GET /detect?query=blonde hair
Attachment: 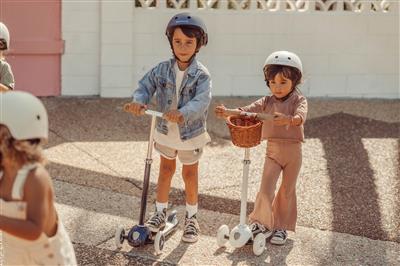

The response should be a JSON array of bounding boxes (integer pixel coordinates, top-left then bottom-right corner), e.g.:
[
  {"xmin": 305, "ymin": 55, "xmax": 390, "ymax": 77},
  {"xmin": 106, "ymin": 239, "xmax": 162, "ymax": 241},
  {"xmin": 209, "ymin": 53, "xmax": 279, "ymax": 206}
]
[{"xmin": 0, "ymin": 125, "xmax": 47, "ymax": 167}]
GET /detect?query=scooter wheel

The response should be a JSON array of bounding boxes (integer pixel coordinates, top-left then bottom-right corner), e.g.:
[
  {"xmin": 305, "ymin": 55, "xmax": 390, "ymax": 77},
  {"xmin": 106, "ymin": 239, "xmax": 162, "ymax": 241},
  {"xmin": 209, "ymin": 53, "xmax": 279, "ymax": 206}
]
[
  {"xmin": 216, "ymin": 224, "xmax": 229, "ymax": 247},
  {"xmin": 115, "ymin": 226, "xmax": 125, "ymax": 248},
  {"xmin": 154, "ymin": 231, "xmax": 165, "ymax": 255},
  {"xmin": 252, "ymin": 233, "xmax": 266, "ymax": 256}
]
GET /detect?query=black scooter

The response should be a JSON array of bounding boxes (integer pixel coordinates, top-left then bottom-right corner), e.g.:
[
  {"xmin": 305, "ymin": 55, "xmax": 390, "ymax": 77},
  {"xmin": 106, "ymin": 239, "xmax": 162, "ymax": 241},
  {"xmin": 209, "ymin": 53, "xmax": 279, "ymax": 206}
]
[{"xmin": 115, "ymin": 105, "xmax": 179, "ymax": 254}]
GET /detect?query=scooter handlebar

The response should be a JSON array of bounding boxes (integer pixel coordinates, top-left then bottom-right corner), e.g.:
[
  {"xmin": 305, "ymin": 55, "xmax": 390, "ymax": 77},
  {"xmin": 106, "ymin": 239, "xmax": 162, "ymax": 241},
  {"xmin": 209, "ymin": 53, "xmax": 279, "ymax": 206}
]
[
  {"xmin": 144, "ymin": 109, "xmax": 163, "ymax": 118},
  {"xmin": 239, "ymin": 111, "xmax": 275, "ymax": 121},
  {"xmin": 123, "ymin": 103, "xmax": 163, "ymax": 118}
]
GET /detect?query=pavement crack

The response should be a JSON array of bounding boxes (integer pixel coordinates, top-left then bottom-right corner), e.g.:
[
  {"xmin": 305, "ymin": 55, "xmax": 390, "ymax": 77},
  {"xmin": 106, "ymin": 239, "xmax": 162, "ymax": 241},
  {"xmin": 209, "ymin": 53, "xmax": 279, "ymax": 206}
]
[
  {"xmin": 206, "ymin": 180, "xmax": 259, "ymax": 192},
  {"xmin": 49, "ymin": 129, "xmax": 137, "ymax": 188},
  {"xmin": 95, "ymin": 235, "xmax": 114, "ymax": 247},
  {"xmin": 124, "ymin": 178, "xmax": 143, "ymax": 190}
]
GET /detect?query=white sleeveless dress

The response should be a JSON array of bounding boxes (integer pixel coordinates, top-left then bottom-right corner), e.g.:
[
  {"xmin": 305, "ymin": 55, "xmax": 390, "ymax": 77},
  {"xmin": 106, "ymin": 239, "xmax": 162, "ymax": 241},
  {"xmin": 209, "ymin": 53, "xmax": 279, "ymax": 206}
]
[{"xmin": 0, "ymin": 164, "xmax": 77, "ymax": 265}]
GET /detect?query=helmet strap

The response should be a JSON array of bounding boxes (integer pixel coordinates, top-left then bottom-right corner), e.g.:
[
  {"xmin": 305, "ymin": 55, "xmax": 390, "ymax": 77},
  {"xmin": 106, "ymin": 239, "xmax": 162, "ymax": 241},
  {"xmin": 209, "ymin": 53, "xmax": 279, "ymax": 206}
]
[
  {"xmin": 276, "ymin": 87, "xmax": 296, "ymax": 102},
  {"xmin": 170, "ymin": 45, "xmax": 197, "ymax": 65},
  {"xmin": 176, "ymin": 53, "xmax": 197, "ymax": 64}
]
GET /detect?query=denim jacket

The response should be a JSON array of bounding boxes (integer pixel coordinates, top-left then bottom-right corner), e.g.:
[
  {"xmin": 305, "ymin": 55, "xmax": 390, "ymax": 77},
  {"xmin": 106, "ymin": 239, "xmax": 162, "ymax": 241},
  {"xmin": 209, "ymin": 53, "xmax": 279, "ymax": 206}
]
[{"xmin": 132, "ymin": 58, "xmax": 212, "ymax": 141}]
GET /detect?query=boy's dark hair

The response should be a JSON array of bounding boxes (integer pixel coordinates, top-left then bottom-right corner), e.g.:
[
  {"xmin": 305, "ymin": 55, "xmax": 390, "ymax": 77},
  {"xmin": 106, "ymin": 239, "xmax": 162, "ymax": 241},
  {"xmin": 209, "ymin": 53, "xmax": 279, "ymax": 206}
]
[
  {"xmin": 264, "ymin": 65, "xmax": 302, "ymax": 90},
  {"xmin": 167, "ymin": 25, "xmax": 203, "ymax": 51}
]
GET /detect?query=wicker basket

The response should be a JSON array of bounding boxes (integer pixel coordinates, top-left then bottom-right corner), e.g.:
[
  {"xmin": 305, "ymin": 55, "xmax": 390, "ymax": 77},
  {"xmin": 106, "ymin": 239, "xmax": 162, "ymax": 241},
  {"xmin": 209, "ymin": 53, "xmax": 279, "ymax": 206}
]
[{"xmin": 226, "ymin": 115, "xmax": 262, "ymax": 148}]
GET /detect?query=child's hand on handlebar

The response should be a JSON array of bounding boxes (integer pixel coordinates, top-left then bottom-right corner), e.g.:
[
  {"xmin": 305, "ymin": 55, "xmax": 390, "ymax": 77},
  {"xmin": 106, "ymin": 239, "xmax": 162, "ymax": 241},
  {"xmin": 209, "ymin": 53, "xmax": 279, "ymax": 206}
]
[
  {"xmin": 124, "ymin": 102, "xmax": 147, "ymax": 116},
  {"xmin": 214, "ymin": 104, "xmax": 228, "ymax": 119},
  {"xmin": 164, "ymin": 110, "xmax": 184, "ymax": 124},
  {"xmin": 273, "ymin": 112, "xmax": 291, "ymax": 126}
]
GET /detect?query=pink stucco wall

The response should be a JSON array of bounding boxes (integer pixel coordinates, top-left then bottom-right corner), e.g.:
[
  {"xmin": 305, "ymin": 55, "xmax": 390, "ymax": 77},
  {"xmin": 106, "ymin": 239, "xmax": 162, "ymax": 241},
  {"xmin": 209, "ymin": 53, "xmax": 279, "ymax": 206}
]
[{"xmin": 0, "ymin": 0, "xmax": 63, "ymax": 96}]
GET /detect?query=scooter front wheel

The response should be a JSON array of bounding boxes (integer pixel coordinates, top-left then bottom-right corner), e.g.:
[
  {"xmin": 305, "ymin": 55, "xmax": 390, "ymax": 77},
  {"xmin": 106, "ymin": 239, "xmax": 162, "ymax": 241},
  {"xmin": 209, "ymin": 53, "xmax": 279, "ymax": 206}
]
[
  {"xmin": 252, "ymin": 233, "xmax": 266, "ymax": 256},
  {"xmin": 115, "ymin": 226, "xmax": 125, "ymax": 248},
  {"xmin": 217, "ymin": 224, "xmax": 230, "ymax": 247},
  {"xmin": 154, "ymin": 231, "xmax": 165, "ymax": 255}
]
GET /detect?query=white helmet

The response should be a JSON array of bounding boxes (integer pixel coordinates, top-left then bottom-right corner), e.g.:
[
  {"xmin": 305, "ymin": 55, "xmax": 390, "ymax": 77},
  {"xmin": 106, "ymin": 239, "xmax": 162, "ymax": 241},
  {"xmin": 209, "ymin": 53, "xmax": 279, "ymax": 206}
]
[
  {"xmin": 0, "ymin": 22, "xmax": 10, "ymax": 50},
  {"xmin": 263, "ymin": 51, "xmax": 302, "ymax": 74},
  {"xmin": 0, "ymin": 91, "xmax": 48, "ymax": 140}
]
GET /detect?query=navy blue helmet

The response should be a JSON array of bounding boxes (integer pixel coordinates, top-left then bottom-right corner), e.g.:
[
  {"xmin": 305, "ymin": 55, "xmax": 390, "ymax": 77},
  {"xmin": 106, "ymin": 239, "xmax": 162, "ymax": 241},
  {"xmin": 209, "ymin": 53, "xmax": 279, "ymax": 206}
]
[{"xmin": 165, "ymin": 13, "xmax": 208, "ymax": 47}]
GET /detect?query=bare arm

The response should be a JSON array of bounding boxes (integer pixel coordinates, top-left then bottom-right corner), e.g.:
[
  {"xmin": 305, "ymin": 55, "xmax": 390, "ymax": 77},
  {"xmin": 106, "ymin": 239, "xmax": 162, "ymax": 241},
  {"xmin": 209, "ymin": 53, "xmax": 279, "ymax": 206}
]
[
  {"xmin": 214, "ymin": 104, "xmax": 241, "ymax": 119},
  {"xmin": 0, "ymin": 170, "xmax": 51, "ymax": 240},
  {"xmin": 0, "ymin": 83, "xmax": 10, "ymax": 92},
  {"xmin": 0, "ymin": 215, "xmax": 43, "ymax": 240}
]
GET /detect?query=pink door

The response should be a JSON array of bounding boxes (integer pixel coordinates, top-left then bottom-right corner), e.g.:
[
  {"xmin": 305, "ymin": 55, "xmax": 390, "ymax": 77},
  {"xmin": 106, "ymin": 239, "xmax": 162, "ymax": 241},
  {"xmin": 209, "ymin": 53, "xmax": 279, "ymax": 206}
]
[{"xmin": 0, "ymin": 0, "xmax": 63, "ymax": 96}]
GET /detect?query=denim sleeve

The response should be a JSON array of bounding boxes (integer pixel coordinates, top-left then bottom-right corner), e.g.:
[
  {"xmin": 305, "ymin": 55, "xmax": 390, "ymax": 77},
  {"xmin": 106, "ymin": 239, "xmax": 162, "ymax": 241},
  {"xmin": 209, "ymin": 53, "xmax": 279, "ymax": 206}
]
[
  {"xmin": 132, "ymin": 67, "xmax": 157, "ymax": 105},
  {"xmin": 179, "ymin": 73, "xmax": 212, "ymax": 122}
]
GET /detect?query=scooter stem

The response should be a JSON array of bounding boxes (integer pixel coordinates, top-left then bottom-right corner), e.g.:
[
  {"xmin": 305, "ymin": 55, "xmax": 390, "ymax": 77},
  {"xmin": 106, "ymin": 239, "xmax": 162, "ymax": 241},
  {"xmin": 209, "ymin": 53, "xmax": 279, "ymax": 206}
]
[
  {"xmin": 138, "ymin": 111, "xmax": 162, "ymax": 225},
  {"xmin": 240, "ymin": 148, "xmax": 251, "ymax": 225}
]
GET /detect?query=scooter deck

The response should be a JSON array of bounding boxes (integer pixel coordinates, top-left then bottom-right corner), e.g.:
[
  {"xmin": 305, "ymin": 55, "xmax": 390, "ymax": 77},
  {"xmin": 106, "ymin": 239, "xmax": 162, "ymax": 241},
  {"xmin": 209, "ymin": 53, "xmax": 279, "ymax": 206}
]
[
  {"xmin": 148, "ymin": 212, "xmax": 179, "ymax": 242},
  {"xmin": 158, "ymin": 219, "xmax": 179, "ymax": 237}
]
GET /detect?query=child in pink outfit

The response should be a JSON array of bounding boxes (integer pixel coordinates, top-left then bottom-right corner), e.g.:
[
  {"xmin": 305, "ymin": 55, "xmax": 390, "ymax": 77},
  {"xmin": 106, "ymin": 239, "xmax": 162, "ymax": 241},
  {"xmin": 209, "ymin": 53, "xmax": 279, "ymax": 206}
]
[{"xmin": 215, "ymin": 51, "xmax": 307, "ymax": 245}]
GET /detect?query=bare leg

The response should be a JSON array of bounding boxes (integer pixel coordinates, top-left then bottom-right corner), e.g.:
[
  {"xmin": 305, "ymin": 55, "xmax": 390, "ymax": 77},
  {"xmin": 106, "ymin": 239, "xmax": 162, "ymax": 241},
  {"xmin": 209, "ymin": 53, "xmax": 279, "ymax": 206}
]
[
  {"xmin": 182, "ymin": 162, "xmax": 199, "ymax": 205},
  {"xmin": 156, "ymin": 156, "xmax": 176, "ymax": 203}
]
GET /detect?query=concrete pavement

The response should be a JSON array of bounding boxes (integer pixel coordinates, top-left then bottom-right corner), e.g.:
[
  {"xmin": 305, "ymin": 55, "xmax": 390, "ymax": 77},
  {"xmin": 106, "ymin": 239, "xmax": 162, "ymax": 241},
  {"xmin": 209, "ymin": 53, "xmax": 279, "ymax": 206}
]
[{"xmin": 1, "ymin": 97, "xmax": 399, "ymax": 265}]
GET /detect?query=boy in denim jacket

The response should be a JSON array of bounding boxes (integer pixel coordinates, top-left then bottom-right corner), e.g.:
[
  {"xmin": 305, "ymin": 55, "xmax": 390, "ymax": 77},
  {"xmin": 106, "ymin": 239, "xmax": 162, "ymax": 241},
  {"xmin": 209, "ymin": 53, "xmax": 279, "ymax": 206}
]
[{"xmin": 128, "ymin": 13, "xmax": 211, "ymax": 243}]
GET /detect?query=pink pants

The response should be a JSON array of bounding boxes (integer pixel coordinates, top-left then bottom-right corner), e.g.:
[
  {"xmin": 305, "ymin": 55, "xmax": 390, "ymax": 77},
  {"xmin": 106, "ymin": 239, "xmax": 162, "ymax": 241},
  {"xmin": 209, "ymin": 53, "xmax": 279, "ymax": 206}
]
[{"xmin": 249, "ymin": 141, "xmax": 302, "ymax": 232}]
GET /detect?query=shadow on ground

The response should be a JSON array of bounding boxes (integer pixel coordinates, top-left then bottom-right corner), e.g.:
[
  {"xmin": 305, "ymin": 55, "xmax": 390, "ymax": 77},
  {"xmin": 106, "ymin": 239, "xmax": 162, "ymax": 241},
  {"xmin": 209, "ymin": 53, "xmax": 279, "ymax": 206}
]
[{"xmin": 44, "ymin": 98, "xmax": 399, "ymax": 243}]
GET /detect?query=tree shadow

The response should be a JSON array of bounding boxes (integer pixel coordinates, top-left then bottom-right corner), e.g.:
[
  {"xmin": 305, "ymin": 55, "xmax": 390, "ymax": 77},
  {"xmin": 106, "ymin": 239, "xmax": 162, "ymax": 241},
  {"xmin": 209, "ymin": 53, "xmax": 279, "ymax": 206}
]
[
  {"xmin": 266, "ymin": 240, "xmax": 294, "ymax": 265},
  {"xmin": 43, "ymin": 97, "xmax": 399, "ymax": 265},
  {"xmin": 305, "ymin": 112, "xmax": 399, "ymax": 241},
  {"xmin": 213, "ymin": 240, "xmax": 294, "ymax": 266},
  {"xmin": 160, "ymin": 242, "xmax": 190, "ymax": 265},
  {"xmin": 49, "ymin": 161, "xmax": 251, "ymax": 235},
  {"xmin": 305, "ymin": 112, "xmax": 399, "ymax": 265},
  {"xmin": 45, "ymin": 97, "xmax": 399, "ymax": 241},
  {"xmin": 73, "ymin": 242, "xmax": 174, "ymax": 265}
]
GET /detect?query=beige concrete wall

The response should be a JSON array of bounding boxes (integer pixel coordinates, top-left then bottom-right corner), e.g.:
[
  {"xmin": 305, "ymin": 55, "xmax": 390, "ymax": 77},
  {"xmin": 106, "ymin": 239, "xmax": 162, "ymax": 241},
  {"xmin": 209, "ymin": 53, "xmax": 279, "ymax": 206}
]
[{"xmin": 62, "ymin": 0, "xmax": 399, "ymax": 98}]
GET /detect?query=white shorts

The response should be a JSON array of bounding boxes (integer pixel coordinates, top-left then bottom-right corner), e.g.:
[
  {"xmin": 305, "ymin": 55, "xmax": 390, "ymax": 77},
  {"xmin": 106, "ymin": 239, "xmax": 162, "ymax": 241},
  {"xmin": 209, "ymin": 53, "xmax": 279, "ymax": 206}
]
[{"xmin": 154, "ymin": 142, "xmax": 203, "ymax": 165}]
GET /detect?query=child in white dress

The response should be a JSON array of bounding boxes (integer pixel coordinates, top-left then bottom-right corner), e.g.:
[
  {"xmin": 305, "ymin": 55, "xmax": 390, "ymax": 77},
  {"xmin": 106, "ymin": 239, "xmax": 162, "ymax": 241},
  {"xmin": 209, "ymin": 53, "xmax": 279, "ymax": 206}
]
[{"xmin": 0, "ymin": 91, "xmax": 76, "ymax": 265}]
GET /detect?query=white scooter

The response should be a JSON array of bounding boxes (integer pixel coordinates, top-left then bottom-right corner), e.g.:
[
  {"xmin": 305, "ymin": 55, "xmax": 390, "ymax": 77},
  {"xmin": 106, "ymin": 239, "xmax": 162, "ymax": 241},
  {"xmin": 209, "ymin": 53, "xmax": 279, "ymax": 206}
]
[{"xmin": 216, "ymin": 112, "xmax": 273, "ymax": 256}]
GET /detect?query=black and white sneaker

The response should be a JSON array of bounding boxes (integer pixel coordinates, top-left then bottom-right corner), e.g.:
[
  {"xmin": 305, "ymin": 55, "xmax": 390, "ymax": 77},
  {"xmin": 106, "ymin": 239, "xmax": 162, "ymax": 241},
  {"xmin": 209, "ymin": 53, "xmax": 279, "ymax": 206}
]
[
  {"xmin": 181, "ymin": 212, "xmax": 200, "ymax": 243},
  {"xmin": 270, "ymin": 229, "xmax": 288, "ymax": 245},
  {"xmin": 145, "ymin": 208, "xmax": 166, "ymax": 233},
  {"xmin": 250, "ymin": 221, "xmax": 273, "ymax": 239}
]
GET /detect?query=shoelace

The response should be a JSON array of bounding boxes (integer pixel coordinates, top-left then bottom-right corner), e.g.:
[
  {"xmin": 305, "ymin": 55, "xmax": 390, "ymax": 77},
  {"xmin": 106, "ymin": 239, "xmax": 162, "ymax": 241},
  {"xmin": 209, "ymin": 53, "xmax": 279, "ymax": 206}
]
[
  {"xmin": 250, "ymin": 222, "xmax": 266, "ymax": 233},
  {"xmin": 148, "ymin": 212, "xmax": 165, "ymax": 226},
  {"xmin": 184, "ymin": 217, "xmax": 198, "ymax": 235},
  {"xmin": 274, "ymin": 229, "xmax": 287, "ymax": 239}
]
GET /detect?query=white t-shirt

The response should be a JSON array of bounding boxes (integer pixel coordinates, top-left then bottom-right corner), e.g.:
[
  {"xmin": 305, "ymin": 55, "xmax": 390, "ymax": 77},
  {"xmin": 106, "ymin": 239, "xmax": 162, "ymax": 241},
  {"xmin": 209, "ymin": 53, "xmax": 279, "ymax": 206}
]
[{"xmin": 154, "ymin": 63, "xmax": 210, "ymax": 150}]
